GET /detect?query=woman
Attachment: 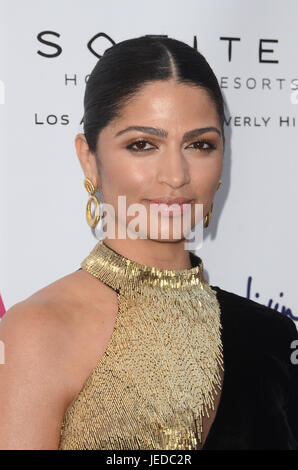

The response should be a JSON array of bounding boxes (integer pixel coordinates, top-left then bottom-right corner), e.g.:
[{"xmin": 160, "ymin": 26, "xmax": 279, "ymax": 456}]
[{"xmin": 0, "ymin": 35, "xmax": 297, "ymax": 450}]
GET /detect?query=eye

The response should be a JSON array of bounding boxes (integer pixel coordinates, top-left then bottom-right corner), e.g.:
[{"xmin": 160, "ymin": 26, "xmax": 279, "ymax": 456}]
[
  {"xmin": 188, "ymin": 140, "xmax": 216, "ymax": 152},
  {"xmin": 126, "ymin": 139, "xmax": 156, "ymax": 152},
  {"xmin": 126, "ymin": 138, "xmax": 217, "ymax": 153}
]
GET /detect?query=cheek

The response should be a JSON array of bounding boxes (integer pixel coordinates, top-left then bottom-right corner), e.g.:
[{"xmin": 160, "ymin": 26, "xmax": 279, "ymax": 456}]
[
  {"xmin": 191, "ymin": 158, "xmax": 222, "ymax": 196},
  {"xmin": 101, "ymin": 155, "xmax": 152, "ymax": 197}
]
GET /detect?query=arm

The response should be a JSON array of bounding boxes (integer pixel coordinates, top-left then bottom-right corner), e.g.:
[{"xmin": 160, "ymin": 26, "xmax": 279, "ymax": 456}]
[{"xmin": 0, "ymin": 301, "xmax": 71, "ymax": 449}]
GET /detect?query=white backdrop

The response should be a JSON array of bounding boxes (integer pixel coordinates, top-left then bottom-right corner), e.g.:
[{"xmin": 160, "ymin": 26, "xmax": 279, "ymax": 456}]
[{"xmin": 0, "ymin": 0, "xmax": 297, "ymax": 327}]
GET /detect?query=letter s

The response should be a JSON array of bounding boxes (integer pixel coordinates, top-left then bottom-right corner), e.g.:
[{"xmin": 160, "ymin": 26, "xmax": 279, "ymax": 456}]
[{"xmin": 37, "ymin": 31, "xmax": 62, "ymax": 58}]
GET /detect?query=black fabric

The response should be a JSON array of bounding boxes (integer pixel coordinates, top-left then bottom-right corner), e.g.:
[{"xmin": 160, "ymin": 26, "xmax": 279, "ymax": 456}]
[
  {"xmin": 202, "ymin": 285, "xmax": 298, "ymax": 450},
  {"xmin": 190, "ymin": 250, "xmax": 298, "ymax": 449}
]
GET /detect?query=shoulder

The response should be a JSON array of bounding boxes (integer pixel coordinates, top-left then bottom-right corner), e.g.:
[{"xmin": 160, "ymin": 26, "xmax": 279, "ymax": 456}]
[
  {"xmin": 1, "ymin": 268, "xmax": 118, "ymax": 394},
  {"xmin": 1, "ymin": 297, "xmax": 67, "ymax": 347},
  {"xmin": 210, "ymin": 284, "xmax": 298, "ymax": 358},
  {"xmin": 0, "ymin": 272, "xmax": 82, "ymax": 361},
  {"xmin": 210, "ymin": 284, "xmax": 296, "ymax": 329},
  {"xmin": 0, "ymin": 271, "xmax": 104, "ymax": 391},
  {"xmin": 1, "ymin": 267, "xmax": 113, "ymax": 360},
  {"xmin": 0, "ymin": 297, "xmax": 76, "ymax": 395}
]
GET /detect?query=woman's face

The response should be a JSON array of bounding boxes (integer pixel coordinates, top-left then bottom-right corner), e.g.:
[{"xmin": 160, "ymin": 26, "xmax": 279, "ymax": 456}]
[{"xmin": 81, "ymin": 79, "xmax": 223, "ymax": 241}]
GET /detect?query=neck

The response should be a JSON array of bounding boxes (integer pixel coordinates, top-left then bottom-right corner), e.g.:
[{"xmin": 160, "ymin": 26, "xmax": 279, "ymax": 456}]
[{"xmin": 101, "ymin": 237, "xmax": 193, "ymax": 271}]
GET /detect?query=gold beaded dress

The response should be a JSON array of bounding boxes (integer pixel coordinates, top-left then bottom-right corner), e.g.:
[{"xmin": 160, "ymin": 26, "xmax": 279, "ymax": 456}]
[{"xmin": 58, "ymin": 240, "xmax": 224, "ymax": 450}]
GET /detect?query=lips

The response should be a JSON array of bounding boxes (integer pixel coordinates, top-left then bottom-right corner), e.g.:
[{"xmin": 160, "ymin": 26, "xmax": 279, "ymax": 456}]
[
  {"xmin": 145, "ymin": 198, "xmax": 193, "ymax": 217},
  {"xmin": 146, "ymin": 198, "xmax": 193, "ymax": 205}
]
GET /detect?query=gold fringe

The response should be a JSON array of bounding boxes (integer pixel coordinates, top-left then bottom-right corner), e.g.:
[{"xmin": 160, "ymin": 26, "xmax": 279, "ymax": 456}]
[{"xmin": 59, "ymin": 240, "xmax": 224, "ymax": 450}]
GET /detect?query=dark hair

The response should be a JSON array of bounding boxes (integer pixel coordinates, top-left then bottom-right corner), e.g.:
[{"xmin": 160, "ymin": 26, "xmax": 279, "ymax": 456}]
[{"xmin": 83, "ymin": 35, "xmax": 226, "ymax": 154}]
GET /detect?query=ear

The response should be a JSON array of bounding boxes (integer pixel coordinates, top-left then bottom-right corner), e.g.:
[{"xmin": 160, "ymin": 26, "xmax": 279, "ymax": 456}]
[{"xmin": 75, "ymin": 133, "xmax": 100, "ymax": 189}]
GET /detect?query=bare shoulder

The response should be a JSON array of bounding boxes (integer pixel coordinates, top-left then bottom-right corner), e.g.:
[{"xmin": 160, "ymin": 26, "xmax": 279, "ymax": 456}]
[
  {"xmin": 24, "ymin": 267, "xmax": 115, "ymax": 309},
  {"xmin": 0, "ymin": 269, "xmax": 118, "ymax": 449},
  {"xmin": 13, "ymin": 267, "xmax": 119, "ymax": 378}
]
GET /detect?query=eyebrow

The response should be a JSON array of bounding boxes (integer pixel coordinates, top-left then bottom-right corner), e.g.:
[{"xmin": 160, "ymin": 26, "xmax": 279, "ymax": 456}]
[{"xmin": 114, "ymin": 126, "xmax": 222, "ymax": 140}]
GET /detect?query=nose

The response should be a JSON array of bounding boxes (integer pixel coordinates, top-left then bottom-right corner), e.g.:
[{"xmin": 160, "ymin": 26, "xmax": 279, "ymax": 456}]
[{"xmin": 157, "ymin": 147, "xmax": 190, "ymax": 188}]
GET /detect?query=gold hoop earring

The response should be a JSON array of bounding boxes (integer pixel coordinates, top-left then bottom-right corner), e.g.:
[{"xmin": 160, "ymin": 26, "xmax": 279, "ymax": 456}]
[
  {"xmin": 203, "ymin": 180, "xmax": 222, "ymax": 228},
  {"xmin": 84, "ymin": 177, "xmax": 101, "ymax": 228},
  {"xmin": 204, "ymin": 202, "xmax": 213, "ymax": 228}
]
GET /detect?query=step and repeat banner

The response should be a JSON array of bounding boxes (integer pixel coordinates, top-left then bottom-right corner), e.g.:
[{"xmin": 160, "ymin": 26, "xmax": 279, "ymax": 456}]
[{"xmin": 0, "ymin": 0, "xmax": 297, "ymax": 326}]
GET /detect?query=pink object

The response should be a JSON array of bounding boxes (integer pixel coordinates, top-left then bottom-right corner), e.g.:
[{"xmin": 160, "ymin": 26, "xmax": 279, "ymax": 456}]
[{"xmin": 0, "ymin": 293, "xmax": 6, "ymax": 318}]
